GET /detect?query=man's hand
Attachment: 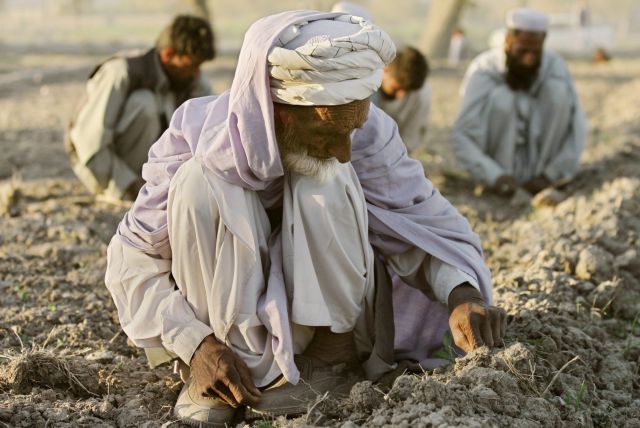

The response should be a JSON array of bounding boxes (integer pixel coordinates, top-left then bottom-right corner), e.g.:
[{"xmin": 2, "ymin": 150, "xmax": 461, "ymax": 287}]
[
  {"xmin": 190, "ymin": 335, "xmax": 261, "ymax": 407},
  {"xmin": 447, "ymin": 283, "xmax": 507, "ymax": 353},
  {"xmin": 523, "ymin": 175, "xmax": 551, "ymax": 195},
  {"xmin": 491, "ymin": 175, "xmax": 519, "ymax": 197}
]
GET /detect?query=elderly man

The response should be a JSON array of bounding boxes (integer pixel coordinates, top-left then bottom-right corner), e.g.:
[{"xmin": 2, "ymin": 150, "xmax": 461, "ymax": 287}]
[
  {"xmin": 105, "ymin": 10, "xmax": 506, "ymax": 426},
  {"xmin": 66, "ymin": 15, "xmax": 215, "ymax": 201},
  {"xmin": 452, "ymin": 8, "xmax": 587, "ymax": 197}
]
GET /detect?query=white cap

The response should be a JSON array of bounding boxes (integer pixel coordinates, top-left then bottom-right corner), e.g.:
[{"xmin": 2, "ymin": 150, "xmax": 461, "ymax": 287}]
[
  {"xmin": 330, "ymin": 2, "xmax": 374, "ymax": 23},
  {"xmin": 506, "ymin": 8, "xmax": 549, "ymax": 33}
]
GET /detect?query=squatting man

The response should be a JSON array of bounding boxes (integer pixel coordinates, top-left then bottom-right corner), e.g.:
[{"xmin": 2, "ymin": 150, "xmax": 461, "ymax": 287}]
[
  {"xmin": 453, "ymin": 8, "xmax": 587, "ymax": 197},
  {"xmin": 66, "ymin": 15, "xmax": 215, "ymax": 201},
  {"xmin": 105, "ymin": 10, "xmax": 507, "ymax": 426}
]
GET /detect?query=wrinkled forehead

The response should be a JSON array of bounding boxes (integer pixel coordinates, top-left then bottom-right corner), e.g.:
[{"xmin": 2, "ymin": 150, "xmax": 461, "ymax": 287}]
[{"xmin": 288, "ymin": 98, "xmax": 370, "ymax": 129}]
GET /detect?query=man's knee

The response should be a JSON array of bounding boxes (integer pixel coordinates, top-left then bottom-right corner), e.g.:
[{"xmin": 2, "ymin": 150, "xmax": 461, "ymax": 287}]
[{"xmin": 169, "ymin": 160, "xmax": 219, "ymax": 225}]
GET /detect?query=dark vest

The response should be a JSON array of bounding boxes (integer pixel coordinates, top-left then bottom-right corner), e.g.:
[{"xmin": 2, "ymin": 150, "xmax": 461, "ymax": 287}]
[
  {"xmin": 88, "ymin": 48, "xmax": 193, "ymax": 108},
  {"xmin": 66, "ymin": 49, "xmax": 192, "ymax": 154}
]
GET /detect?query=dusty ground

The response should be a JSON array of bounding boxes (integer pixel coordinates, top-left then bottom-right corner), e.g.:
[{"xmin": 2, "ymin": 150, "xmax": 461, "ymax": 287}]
[{"xmin": 0, "ymin": 52, "xmax": 639, "ymax": 427}]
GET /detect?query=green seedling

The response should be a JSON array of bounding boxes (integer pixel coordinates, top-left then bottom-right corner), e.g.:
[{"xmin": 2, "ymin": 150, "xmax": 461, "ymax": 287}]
[
  {"xmin": 432, "ymin": 331, "xmax": 456, "ymax": 363},
  {"xmin": 564, "ymin": 380, "xmax": 586, "ymax": 411},
  {"xmin": 524, "ymin": 337, "xmax": 544, "ymax": 347},
  {"xmin": 14, "ymin": 286, "xmax": 29, "ymax": 302},
  {"xmin": 576, "ymin": 298, "xmax": 582, "ymax": 319},
  {"xmin": 254, "ymin": 419, "xmax": 277, "ymax": 428}
]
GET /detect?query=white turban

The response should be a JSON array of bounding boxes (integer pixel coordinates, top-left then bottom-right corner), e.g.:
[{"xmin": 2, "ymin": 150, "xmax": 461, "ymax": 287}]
[
  {"xmin": 506, "ymin": 8, "xmax": 549, "ymax": 33},
  {"xmin": 267, "ymin": 14, "xmax": 396, "ymax": 106}
]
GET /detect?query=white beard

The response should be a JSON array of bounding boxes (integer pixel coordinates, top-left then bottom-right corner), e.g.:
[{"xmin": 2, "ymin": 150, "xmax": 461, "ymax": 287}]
[{"xmin": 282, "ymin": 151, "xmax": 339, "ymax": 183}]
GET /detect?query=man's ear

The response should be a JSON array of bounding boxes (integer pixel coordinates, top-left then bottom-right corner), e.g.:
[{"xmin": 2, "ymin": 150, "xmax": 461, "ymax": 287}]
[
  {"xmin": 503, "ymin": 35, "xmax": 512, "ymax": 52},
  {"xmin": 159, "ymin": 47, "xmax": 175, "ymax": 64}
]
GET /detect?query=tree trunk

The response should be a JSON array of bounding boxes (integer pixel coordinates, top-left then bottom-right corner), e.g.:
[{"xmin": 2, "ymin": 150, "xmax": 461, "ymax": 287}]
[{"xmin": 420, "ymin": 0, "xmax": 467, "ymax": 59}]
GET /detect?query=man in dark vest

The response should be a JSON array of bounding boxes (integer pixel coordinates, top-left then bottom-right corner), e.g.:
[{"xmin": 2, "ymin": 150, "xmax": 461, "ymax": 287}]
[{"xmin": 67, "ymin": 15, "xmax": 215, "ymax": 201}]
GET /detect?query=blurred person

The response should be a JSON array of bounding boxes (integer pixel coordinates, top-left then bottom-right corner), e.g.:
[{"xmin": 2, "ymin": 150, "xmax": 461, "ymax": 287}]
[
  {"xmin": 577, "ymin": 0, "xmax": 591, "ymax": 27},
  {"xmin": 592, "ymin": 47, "xmax": 611, "ymax": 64},
  {"xmin": 104, "ymin": 10, "xmax": 506, "ymax": 426},
  {"xmin": 375, "ymin": 46, "xmax": 431, "ymax": 153},
  {"xmin": 448, "ymin": 27, "xmax": 467, "ymax": 66},
  {"xmin": 452, "ymin": 8, "xmax": 587, "ymax": 197},
  {"xmin": 65, "ymin": 15, "xmax": 215, "ymax": 201}
]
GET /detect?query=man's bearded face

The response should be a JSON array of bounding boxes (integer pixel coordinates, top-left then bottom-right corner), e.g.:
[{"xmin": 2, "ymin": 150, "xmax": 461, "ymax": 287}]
[
  {"xmin": 380, "ymin": 71, "xmax": 407, "ymax": 100},
  {"xmin": 504, "ymin": 31, "xmax": 545, "ymax": 90},
  {"xmin": 161, "ymin": 52, "xmax": 204, "ymax": 92},
  {"xmin": 274, "ymin": 99, "xmax": 370, "ymax": 182}
]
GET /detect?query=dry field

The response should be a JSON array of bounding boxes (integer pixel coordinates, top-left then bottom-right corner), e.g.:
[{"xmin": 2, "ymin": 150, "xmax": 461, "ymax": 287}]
[{"xmin": 0, "ymin": 51, "xmax": 639, "ymax": 427}]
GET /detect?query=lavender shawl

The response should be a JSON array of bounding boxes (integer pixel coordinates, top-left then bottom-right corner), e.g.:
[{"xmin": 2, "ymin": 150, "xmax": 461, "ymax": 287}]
[{"xmin": 117, "ymin": 10, "xmax": 491, "ymax": 373}]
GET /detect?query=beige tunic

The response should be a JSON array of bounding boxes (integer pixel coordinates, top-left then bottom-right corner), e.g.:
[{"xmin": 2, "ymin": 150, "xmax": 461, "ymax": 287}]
[
  {"xmin": 68, "ymin": 52, "xmax": 211, "ymax": 199},
  {"xmin": 105, "ymin": 158, "xmax": 478, "ymax": 386},
  {"xmin": 452, "ymin": 48, "xmax": 587, "ymax": 186}
]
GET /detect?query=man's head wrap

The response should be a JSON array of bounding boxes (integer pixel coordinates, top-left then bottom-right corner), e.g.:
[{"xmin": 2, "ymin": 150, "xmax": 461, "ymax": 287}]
[
  {"xmin": 267, "ymin": 14, "xmax": 395, "ymax": 106},
  {"xmin": 506, "ymin": 8, "xmax": 549, "ymax": 33}
]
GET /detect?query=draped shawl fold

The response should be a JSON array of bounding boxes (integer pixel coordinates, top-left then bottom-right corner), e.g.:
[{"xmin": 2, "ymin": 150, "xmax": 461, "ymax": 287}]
[{"xmin": 116, "ymin": 10, "xmax": 492, "ymax": 381}]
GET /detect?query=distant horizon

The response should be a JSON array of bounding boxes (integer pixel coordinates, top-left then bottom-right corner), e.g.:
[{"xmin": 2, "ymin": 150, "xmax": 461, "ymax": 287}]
[{"xmin": 1, "ymin": 0, "xmax": 639, "ymax": 54}]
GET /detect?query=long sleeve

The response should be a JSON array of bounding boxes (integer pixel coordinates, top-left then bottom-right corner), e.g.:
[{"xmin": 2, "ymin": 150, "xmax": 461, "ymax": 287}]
[
  {"xmin": 451, "ymin": 72, "xmax": 506, "ymax": 186},
  {"xmin": 386, "ymin": 246, "xmax": 480, "ymax": 306},
  {"xmin": 70, "ymin": 59, "xmax": 139, "ymax": 196},
  {"xmin": 542, "ymin": 81, "xmax": 588, "ymax": 183},
  {"xmin": 105, "ymin": 236, "xmax": 214, "ymax": 364}
]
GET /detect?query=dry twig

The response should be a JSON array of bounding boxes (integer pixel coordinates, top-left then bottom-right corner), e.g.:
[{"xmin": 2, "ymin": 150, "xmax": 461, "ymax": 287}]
[{"xmin": 541, "ymin": 356, "xmax": 581, "ymax": 397}]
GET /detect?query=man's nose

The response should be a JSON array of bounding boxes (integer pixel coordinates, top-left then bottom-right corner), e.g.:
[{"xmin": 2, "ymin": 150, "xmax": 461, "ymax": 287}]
[{"xmin": 521, "ymin": 53, "xmax": 537, "ymax": 67}]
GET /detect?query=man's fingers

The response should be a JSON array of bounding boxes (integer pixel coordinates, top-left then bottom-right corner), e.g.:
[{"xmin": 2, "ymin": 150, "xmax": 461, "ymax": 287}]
[
  {"xmin": 226, "ymin": 366, "xmax": 260, "ymax": 405},
  {"xmin": 235, "ymin": 359, "xmax": 261, "ymax": 398},
  {"xmin": 491, "ymin": 309, "xmax": 503, "ymax": 345},
  {"xmin": 479, "ymin": 316, "xmax": 494, "ymax": 348},
  {"xmin": 467, "ymin": 315, "xmax": 484, "ymax": 350},
  {"xmin": 211, "ymin": 381, "xmax": 238, "ymax": 407},
  {"xmin": 450, "ymin": 325, "xmax": 471, "ymax": 353},
  {"xmin": 227, "ymin": 377, "xmax": 260, "ymax": 406}
]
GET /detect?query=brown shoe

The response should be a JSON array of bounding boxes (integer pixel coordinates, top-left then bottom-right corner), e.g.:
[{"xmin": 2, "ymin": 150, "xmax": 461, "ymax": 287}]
[
  {"xmin": 244, "ymin": 354, "xmax": 363, "ymax": 420},
  {"xmin": 174, "ymin": 377, "xmax": 237, "ymax": 427}
]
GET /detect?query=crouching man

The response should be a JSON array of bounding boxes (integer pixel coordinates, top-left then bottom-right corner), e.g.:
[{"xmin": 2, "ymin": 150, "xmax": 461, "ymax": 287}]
[
  {"xmin": 452, "ymin": 8, "xmax": 587, "ymax": 197},
  {"xmin": 105, "ymin": 10, "xmax": 506, "ymax": 426}
]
